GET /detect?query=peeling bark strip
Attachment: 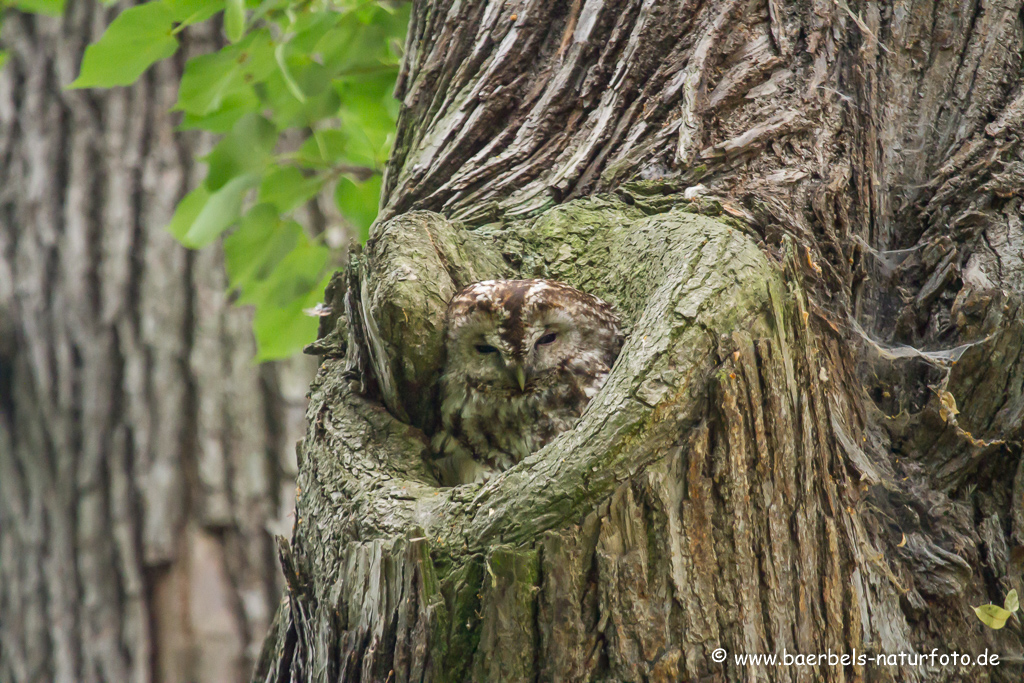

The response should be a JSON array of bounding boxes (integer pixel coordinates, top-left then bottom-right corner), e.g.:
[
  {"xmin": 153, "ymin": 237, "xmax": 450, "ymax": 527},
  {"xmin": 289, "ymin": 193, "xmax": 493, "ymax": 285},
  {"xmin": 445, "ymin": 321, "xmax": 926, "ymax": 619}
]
[{"xmin": 0, "ymin": 6, "xmax": 312, "ymax": 683}]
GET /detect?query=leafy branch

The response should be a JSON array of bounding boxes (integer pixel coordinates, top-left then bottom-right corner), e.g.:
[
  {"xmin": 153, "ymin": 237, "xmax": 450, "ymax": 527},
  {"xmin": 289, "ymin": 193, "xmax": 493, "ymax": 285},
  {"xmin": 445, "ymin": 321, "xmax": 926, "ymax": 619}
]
[{"xmin": 3, "ymin": 0, "xmax": 408, "ymax": 359}]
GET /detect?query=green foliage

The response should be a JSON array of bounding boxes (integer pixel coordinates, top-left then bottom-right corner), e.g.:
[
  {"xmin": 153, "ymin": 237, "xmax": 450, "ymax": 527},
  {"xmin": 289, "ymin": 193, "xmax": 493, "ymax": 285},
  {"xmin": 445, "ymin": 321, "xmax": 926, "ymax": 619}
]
[
  {"xmin": 224, "ymin": 207, "xmax": 332, "ymax": 361},
  {"xmin": 974, "ymin": 589, "xmax": 1019, "ymax": 630},
  {"xmin": 70, "ymin": 2, "xmax": 181, "ymax": 87},
  {"xmin": 23, "ymin": 0, "xmax": 408, "ymax": 360}
]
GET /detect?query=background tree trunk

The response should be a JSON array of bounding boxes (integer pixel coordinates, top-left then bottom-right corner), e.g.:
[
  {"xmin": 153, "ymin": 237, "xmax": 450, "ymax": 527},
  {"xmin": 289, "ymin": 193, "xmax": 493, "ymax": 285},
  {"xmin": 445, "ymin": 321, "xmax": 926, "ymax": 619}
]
[
  {"xmin": 258, "ymin": 0, "xmax": 1024, "ymax": 679},
  {"xmin": 0, "ymin": 5, "xmax": 314, "ymax": 682}
]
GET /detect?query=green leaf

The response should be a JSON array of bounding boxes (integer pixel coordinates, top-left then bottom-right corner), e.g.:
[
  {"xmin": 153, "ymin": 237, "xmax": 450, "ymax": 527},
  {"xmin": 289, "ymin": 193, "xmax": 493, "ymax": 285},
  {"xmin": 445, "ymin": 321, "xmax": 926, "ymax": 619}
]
[
  {"xmin": 248, "ymin": 0, "xmax": 288, "ymax": 20},
  {"xmin": 250, "ymin": 239, "xmax": 332, "ymax": 361},
  {"xmin": 1005, "ymin": 589, "xmax": 1019, "ymax": 613},
  {"xmin": 334, "ymin": 174, "xmax": 381, "ymax": 243},
  {"xmin": 332, "ymin": 74, "xmax": 398, "ymax": 167},
  {"xmin": 0, "ymin": 52, "xmax": 9, "ymax": 72},
  {"xmin": 315, "ymin": 5, "xmax": 408, "ymax": 73},
  {"xmin": 69, "ymin": 2, "xmax": 178, "ymax": 88},
  {"xmin": 288, "ymin": 11, "xmax": 342, "ymax": 53},
  {"xmin": 175, "ymin": 30, "xmax": 275, "ymax": 116},
  {"xmin": 259, "ymin": 65, "xmax": 341, "ymax": 129},
  {"xmin": 975, "ymin": 604, "xmax": 1013, "ymax": 630},
  {"xmin": 337, "ymin": 106, "xmax": 393, "ymax": 167},
  {"xmin": 297, "ymin": 129, "xmax": 347, "ymax": 166},
  {"xmin": 13, "ymin": 0, "xmax": 66, "ymax": 16},
  {"xmin": 258, "ymin": 166, "xmax": 323, "ymax": 213},
  {"xmin": 252, "ymin": 282, "xmax": 327, "ymax": 361},
  {"xmin": 181, "ymin": 173, "xmax": 260, "ymax": 248},
  {"xmin": 224, "ymin": 205, "xmax": 301, "ymax": 297},
  {"xmin": 165, "ymin": 184, "xmax": 211, "ymax": 241},
  {"xmin": 178, "ymin": 90, "xmax": 259, "ymax": 133},
  {"xmin": 293, "ymin": 58, "xmax": 332, "ymax": 99},
  {"xmin": 224, "ymin": 0, "xmax": 245, "ymax": 42},
  {"xmin": 202, "ymin": 113, "xmax": 277, "ymax": 190},
  {"xmin": 163, "ymin": 0, "xmax": 410, "ymax": 360},
  {"xmin": 294, "ymin": 87, "xmax": 343, "ymax": 129},
  {"xmin": 164, "ymin": 0, "xmax": 224, "ymax": 24},
  {"xmin": 274, "ymin": 42, "xmax": 306, "ymax": 103},
  {"xmin": 256, "ymin": 238, "xmax": 330, "ymax": 307}
]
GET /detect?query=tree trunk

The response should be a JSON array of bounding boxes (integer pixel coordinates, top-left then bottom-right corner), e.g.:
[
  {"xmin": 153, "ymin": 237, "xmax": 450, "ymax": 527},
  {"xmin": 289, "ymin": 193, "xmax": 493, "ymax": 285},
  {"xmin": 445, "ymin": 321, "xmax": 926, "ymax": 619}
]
[
  {"xmin": 257, "ymin": 0, "xmax": 1024, "ymax": 681},
  {"xmin": 0, "ymin": 5, "xmax": 312, "ymax": 683}
]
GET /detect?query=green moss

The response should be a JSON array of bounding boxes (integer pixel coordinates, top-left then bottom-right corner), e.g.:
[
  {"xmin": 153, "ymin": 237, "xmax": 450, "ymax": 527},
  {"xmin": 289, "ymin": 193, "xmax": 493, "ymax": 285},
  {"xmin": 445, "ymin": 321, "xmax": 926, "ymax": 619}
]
[
  {"xmin": 471, "ymin": 546, "xmax": 540, "ymax": 680},
  {"xmin": 433, "ymin": 555, "xmax": 484, "ymax": 682}
]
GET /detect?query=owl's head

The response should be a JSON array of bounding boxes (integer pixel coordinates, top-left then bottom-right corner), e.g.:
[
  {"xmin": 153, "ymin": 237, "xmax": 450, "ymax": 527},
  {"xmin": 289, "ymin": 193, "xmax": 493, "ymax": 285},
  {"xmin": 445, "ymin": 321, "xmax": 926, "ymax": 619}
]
[{"xmin": 443, "ymin": 279, "xmax": 622, "ymax": 392}]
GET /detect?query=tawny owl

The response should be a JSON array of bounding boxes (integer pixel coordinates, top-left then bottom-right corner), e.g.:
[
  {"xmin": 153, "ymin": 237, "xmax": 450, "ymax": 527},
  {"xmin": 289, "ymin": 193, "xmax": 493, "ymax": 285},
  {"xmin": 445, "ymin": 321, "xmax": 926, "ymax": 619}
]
[{"xmin": 431, "ymin": 279, "xmax": 624, "ymax": 485}]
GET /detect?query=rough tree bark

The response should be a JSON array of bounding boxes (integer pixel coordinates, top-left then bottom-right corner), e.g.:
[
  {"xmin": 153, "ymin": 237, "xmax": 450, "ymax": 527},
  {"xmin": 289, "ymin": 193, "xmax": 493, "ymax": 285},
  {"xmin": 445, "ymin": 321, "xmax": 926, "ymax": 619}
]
[
  {"xmin": 256, "ymin": 0, "xmax": 1024, "ymax": 681},
  {"xmin": 0, "ymin": 5, "xmax": 314, "ymax": 683}
]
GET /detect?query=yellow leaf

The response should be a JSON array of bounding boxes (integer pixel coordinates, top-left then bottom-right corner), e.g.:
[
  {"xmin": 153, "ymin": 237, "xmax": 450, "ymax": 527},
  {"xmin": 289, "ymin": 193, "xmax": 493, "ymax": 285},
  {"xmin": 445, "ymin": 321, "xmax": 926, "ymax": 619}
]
[
  {"xmin": 974, "ymin": 604, "xmax": 1012, "ymax": 629},
  {"xmin": 938, "ymin": 390, "xmax": 959, "ymax": 423},
  {"xmin": 1005, "ymin": 589, "xmax": 1019, "ymax": 613}
]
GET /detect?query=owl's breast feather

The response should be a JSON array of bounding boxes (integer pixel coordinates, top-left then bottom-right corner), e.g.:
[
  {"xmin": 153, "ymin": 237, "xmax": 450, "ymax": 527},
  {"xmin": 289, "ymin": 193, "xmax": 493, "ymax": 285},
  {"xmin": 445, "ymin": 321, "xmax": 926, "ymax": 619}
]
[{"xmin": 433, "ymin": 345, "xmax": 616, "ymax": 485}]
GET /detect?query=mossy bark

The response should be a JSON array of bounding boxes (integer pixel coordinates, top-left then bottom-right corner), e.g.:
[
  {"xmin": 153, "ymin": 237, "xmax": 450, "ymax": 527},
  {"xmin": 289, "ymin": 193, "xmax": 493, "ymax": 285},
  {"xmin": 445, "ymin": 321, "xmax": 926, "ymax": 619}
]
[{"xmin": 255, "ymin": 196, "xmax": 1021, "ymax": 682}]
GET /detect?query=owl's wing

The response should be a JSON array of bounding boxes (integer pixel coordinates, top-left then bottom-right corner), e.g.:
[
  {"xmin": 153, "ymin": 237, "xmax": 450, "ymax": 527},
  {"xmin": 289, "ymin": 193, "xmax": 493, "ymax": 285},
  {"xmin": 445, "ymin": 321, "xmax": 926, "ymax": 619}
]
[{"xmin": 430, "ymin": 431, "xmax": 497, "ymax": 486}]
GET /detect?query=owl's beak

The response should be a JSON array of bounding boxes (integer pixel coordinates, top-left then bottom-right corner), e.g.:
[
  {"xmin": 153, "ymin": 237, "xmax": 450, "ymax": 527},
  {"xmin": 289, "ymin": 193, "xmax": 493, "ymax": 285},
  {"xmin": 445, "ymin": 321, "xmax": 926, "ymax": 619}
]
[{"xmin": 511, "ymin": 365, "xmax": 527, "ymax": 392}]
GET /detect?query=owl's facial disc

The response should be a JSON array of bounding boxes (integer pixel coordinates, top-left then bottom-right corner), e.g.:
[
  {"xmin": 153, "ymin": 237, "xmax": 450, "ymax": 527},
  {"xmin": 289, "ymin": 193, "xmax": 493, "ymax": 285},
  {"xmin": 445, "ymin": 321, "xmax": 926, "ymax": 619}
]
[
  {"xmin": 473, "ymin": 337, "xmax": 525, "ymax": 390},
  {"xmin": 457, "ymin": 323, "xmax": 555, "ymax": 394},
  {"xmin": 449, "ymin": 317, "xmax": 522, "ymax": 390},
  {"xmin": 521, "ymin": 308, "xmax": 576, "ymax": 377},
  {"xmin": 445, "ymin": 278, "xmax": 620, "ymax": 396}
]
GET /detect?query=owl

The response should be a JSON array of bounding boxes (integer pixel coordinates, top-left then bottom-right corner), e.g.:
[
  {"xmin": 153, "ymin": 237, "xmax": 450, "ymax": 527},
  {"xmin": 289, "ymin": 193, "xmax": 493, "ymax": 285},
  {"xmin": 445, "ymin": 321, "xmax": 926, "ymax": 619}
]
[{"xmin": 431, "ymin": 279, "xmax": 624, "ymax": 485}]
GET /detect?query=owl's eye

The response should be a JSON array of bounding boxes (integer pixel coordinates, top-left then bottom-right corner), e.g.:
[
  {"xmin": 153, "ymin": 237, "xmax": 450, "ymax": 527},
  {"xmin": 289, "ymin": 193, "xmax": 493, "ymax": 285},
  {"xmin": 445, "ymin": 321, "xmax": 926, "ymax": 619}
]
[
  {"xmin": 475, "ymin": 344, "xmax": 499, "ymax": 354},
  {"xmin": 536, "ymin": 332, "xmax": 557, "ymax": 346}
]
